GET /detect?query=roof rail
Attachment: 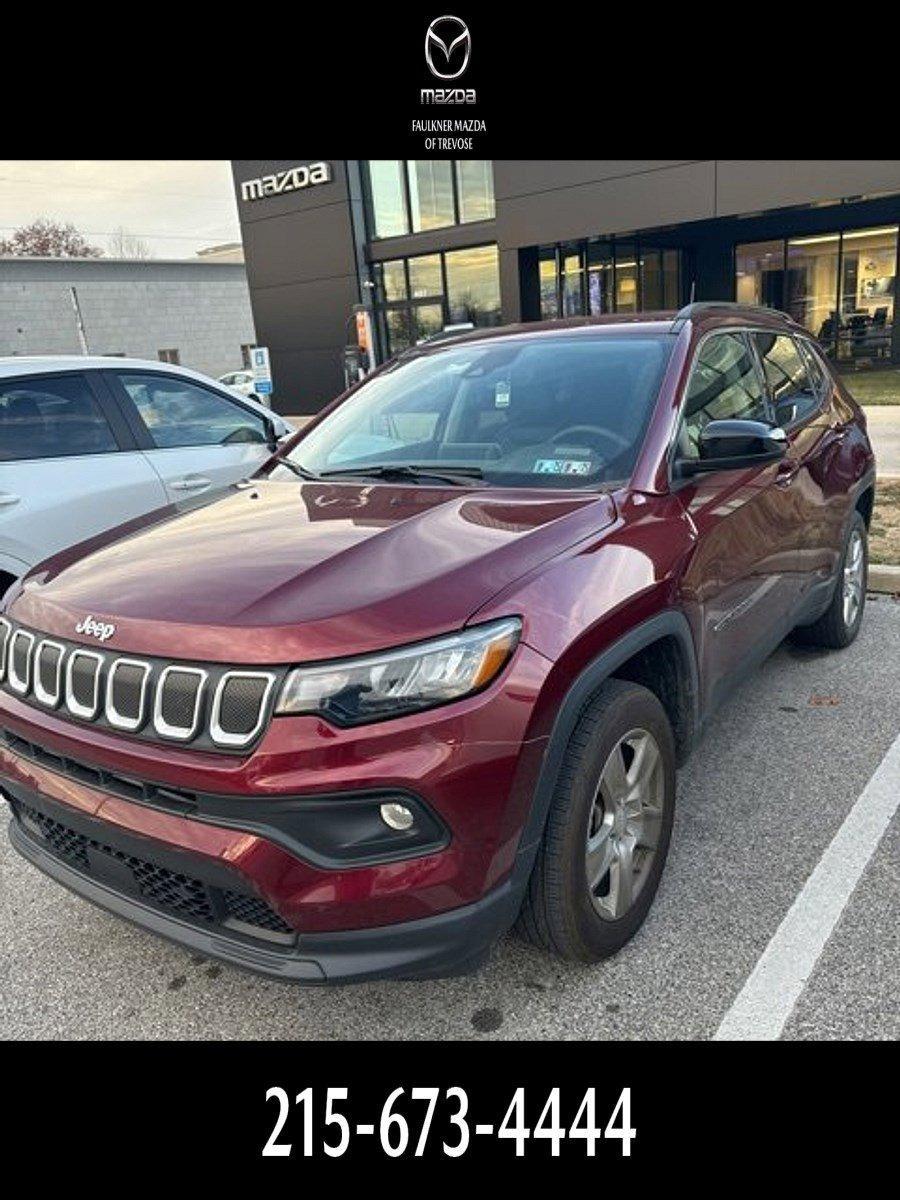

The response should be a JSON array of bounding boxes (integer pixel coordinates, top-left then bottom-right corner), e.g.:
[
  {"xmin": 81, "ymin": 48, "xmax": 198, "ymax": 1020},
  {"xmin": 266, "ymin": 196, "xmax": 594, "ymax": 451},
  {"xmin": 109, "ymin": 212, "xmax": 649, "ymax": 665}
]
[
  {"xmin": 396, "ymin": 323, "xmax": 478, "ymax": 359},
  {"xmin": 670, "ymin": 301, "xmax": 798, "ymax": 333},
  {"xmin": 417, "ymin": 322, "xmax": 476, "ymax": 345}
]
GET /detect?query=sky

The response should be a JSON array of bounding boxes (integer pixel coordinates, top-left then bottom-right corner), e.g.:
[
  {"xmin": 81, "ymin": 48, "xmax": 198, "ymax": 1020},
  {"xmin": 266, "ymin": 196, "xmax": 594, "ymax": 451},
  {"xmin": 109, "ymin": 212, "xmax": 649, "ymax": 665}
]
[{"xmin": 0, "ymin": 161, "xmax": 241, "ymax": 258}]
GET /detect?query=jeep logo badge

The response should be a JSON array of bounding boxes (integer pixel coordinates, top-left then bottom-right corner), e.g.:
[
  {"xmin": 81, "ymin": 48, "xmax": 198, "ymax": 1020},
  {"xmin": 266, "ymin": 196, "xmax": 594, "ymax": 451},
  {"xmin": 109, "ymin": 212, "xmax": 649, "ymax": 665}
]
[{"xmin": 75, "ymin": 615, "xmax": 116, "ymax": 643}]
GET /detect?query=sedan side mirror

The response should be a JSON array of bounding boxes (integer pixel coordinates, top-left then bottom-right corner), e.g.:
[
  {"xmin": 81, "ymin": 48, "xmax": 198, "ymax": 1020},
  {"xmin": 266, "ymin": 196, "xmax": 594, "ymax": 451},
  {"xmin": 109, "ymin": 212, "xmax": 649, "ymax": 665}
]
[
  {"xmin": 675, "ymin": 419, "xmax": 788, "ymax": 478},
  {"xmin": 261, "ymin": 413, "xmax": 280, "ymax": 452}
]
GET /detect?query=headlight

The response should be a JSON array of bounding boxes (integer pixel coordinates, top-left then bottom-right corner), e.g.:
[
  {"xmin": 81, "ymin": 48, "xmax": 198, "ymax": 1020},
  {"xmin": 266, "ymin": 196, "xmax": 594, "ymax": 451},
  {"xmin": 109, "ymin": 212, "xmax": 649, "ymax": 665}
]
[{"xmin": 276, "ymin": 617, "xmax": 521, "ymax": 726}]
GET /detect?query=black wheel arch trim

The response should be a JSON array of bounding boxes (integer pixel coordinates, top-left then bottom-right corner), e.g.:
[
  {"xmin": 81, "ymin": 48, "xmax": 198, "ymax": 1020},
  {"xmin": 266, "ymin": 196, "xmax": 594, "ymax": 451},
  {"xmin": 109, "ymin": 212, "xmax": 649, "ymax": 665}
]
[
  {"xmin": 850, "ymin": 467, "xmax": 876, "ymax": 529},
  {"xmin": 511, "ymin": 609, "xmax": 698, "ymax": 894}
]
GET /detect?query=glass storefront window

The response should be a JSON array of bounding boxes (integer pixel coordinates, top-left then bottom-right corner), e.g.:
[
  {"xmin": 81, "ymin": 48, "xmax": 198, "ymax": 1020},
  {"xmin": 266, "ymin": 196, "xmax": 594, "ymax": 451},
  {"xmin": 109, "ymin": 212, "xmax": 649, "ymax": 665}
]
[
  {"xmin": 445, "ymin": 244, "xmax": 501, "ymax": 325},
  {"xmin": 412, "ymin": 303, "xmax": 444, "ymax": 342},
  {"xmin": 376, "ymin": 259, "xmax": 407, "ymax": 303},
  {"xmin": 408, "ymin": 254, "xmax": 443, "ymax": 299},
  {"xmin": 366, "ymin": 160, "xmax": 494, "ymax": 239},
  {"xmin": 455, "ymin": 160, "xmax": 495, "ymax": 223},
  {"xmin": 373, "ymin": 244, "xmax": 501, "ymax": 357},
  {"xmin": 641, "ymin": 249, "xmax": 663, "ymax": 310},
  {"xmin": 662, "ymin": 250, "xmax": 681, "ymax": 309},
  {"xmin": 615, "ymin": 244, "xmax": 639, "ymax": 313},
  {"xmin": 736, "ymin": 227, "xmax": 897, "ymax": 365},
  {"xmin": 735, "ymin": 240, "xmax": 786, "ymax": 307},
  {"xmin": 786, "ymin": 234, "xmax": 840, "ymax": 355},
  {"xmin": 837, "ymin": 226, "xmax": 897, "ymax": 364},
  {"xmin": 561, "ymin": 244, "xmax": 585, "ymax": 316},
  {"xmin": 537, "ymin": 239, "xmax": 682, "ymax": 319},
  {"xmin": 587, "ymin": 240, "xmax": 612, "ymax": 314},
  {"xmin": 539, "ymin": 246, "xmax": 558, "ymax": 319},
  {"xmin": 367, "ymin": 161, "xmax": 408, "ymax": 239},
  {"xmin": 407, "ymin": 161, "xmax": 455, "ymax": 232},
  {"xmin": 385, "ymin": 308, "xmax": 412, "ymax": 354}
]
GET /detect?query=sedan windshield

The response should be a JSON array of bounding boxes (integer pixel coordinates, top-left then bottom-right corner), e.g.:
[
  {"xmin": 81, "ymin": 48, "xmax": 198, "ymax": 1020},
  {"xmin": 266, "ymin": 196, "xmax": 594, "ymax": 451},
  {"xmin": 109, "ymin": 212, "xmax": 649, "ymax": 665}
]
[{"xmin": 270, "ymin": 334, "xmax": 673, "ymax": 489}]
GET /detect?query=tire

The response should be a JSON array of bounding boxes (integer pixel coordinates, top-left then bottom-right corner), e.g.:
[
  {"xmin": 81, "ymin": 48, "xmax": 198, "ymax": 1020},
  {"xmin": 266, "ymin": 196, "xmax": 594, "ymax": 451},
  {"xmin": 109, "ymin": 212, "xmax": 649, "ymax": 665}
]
[
  {"xmin": 516, "ymin": 678, "xmax": 676, "ymax": 962},
  {"xmin": 790, "ymin": 511, "xmax": 868, "ymax": 650}
]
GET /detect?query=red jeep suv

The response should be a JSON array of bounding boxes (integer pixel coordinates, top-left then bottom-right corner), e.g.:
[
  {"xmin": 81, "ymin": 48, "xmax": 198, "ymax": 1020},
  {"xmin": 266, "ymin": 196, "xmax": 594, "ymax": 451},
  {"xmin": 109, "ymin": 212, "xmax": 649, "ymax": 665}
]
[{"xmin": 0, "ymin": 304, "xmax": 875, "ymax": 983}]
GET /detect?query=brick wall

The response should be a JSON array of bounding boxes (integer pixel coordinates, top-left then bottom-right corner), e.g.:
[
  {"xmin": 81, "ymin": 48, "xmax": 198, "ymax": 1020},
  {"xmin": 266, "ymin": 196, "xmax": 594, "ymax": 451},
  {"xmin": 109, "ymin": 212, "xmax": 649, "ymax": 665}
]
[{"xmin": 0, "ymin": 258, "xmax": 256, "ymax": 379}]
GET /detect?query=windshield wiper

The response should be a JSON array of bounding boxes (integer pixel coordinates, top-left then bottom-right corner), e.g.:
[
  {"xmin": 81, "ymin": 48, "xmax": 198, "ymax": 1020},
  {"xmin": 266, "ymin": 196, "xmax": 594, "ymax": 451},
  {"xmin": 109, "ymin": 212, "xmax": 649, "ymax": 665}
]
[
  {"xmin": 273, "ymin": 457, "xmax": 320, "ymax": 481},
  {"xmin": 318, "ymin": 463, "xmax": 484, "ymax": 487}
]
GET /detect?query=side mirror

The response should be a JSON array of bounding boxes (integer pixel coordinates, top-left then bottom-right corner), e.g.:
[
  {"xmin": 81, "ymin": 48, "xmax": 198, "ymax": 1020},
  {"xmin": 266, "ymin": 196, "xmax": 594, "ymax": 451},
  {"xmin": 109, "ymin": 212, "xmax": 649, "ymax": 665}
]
[
  {"xmin": 261, "ymin": 413, "xmax": 279, "ymax": 452},
  {"xmin": 676, "ymin": 419, "xmax": 788, "ymax": 478}
]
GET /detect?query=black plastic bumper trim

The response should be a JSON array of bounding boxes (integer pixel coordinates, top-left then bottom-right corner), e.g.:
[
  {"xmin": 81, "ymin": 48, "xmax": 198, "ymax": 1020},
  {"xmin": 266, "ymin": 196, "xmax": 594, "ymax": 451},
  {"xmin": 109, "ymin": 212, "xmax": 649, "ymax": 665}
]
[
  {"xmin": 0, "ymin": 725, "xmax": 449, "ymax": 869},
  {"xmin": 9, "ymin": 816, "xmax": 520, "ymax": 984}
]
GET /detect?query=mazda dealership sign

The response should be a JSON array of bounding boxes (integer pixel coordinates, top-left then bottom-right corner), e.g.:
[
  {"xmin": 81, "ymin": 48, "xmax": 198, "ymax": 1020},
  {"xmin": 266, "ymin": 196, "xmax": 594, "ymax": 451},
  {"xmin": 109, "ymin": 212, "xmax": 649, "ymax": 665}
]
[{"xmin": 239, "ymin": 161, "xmax": 332, "ymax": 203}]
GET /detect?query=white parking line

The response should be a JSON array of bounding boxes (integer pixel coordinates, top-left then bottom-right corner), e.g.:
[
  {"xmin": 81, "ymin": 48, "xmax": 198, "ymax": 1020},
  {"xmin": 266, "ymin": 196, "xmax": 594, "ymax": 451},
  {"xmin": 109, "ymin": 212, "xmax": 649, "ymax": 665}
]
[{"xmin": 714, "ymin": 730, "xmax": 900, "ymax": 1041}]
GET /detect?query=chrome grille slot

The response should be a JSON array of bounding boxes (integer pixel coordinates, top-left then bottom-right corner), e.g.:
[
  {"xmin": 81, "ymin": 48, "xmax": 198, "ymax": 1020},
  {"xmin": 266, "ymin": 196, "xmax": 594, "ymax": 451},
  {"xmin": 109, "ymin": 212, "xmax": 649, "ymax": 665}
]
[
  {"xmin": 154, "ymin": 666, "xmax": 206, "ymax": 741},
  {"xmin": 1, "ymin": 620, "xmax": 281, "ymax": 752},
  {"xmin": 106, "ymin": 658, "xmax": 150, "ymax": 731},
  {"xmin": 0, "ymin": 617, "xmax": 10, "ymax": 682},
  {"xmin": 34, "ymin": 640, "xmax": 65, "ymax": 709},
  {"xmin": 210, "ymin": 671, "xmax": 275, "ymax": 748},
  {"xmin": 66, "ymin": 650, "xmax": 104, "ymax": 719},
  {"xmin": 8, "ymin": 629, "xmax": 34, "ymax": 695}
]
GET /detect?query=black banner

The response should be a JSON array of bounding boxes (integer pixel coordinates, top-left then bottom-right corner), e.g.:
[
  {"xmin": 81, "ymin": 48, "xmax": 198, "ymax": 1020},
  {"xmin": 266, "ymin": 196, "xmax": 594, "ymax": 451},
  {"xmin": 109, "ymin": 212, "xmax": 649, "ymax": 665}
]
[{"xmin": 6, "ymin": 1039, "xmax": 893, "ymax": 1171}]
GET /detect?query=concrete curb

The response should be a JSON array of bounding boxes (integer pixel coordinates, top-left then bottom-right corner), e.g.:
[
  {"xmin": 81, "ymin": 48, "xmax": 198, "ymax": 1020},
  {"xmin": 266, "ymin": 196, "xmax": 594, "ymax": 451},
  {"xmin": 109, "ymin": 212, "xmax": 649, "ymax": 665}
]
[{"xmin": 870, "ymin": 564, "xmax": 900, "ymax": 595}]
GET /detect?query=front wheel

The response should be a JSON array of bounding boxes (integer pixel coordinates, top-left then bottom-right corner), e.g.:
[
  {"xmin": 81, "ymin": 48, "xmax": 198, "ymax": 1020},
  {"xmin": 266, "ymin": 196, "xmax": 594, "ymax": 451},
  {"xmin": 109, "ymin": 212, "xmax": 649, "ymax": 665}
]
[
  {"xmin": 516, "ymin": 679, "xmax": 676, "ymax": 962},
  {"xmin": 791, "ymin": 511, "xmax": 868, "ymax": 650}
]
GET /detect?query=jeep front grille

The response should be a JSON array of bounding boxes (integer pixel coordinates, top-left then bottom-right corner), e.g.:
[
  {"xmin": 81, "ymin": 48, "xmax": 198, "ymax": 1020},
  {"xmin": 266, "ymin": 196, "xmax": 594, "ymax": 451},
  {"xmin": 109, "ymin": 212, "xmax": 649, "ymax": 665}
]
[{"xmin": 0, "ymin": 620, "xmax": 280, "ymax": 753}]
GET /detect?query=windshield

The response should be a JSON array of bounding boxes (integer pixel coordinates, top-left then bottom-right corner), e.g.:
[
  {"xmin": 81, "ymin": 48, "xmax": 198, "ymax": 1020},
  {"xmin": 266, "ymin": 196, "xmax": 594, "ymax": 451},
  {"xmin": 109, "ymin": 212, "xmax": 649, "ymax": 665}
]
[{"xmin": 271, "ymin": 334, "xmax": 673, "ymax": 489}]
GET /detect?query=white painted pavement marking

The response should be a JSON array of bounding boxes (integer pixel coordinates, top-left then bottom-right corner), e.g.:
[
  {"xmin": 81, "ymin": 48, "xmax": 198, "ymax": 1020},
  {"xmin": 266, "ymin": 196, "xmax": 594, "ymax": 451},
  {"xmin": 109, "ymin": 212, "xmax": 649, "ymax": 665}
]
[{"xmin": 714, "ymin": 729, "xmax": 900, "ymax": 1040}]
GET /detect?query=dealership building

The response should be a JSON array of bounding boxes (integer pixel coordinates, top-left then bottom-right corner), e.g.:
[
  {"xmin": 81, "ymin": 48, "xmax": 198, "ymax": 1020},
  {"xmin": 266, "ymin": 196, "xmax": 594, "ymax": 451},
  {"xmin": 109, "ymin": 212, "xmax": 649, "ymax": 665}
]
[{"xmin": 232, "ymin": 159, "xmax": 900, "ymax": 415}]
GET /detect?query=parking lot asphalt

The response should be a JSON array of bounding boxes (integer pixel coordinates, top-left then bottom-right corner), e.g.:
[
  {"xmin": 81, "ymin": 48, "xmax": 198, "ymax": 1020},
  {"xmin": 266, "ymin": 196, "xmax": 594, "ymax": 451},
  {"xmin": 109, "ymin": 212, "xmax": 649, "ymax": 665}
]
[{"xmin": 2, "ymin": 596, "xmax": 899, "ymax": 1042}]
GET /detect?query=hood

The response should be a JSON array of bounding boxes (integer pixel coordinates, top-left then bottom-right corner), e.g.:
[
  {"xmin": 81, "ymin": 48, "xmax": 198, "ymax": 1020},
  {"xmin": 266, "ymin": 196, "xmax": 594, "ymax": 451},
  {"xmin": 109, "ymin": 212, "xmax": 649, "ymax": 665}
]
[{"xmin": 11, "ymin": 480, "xmax": 616, "ymax": 664}]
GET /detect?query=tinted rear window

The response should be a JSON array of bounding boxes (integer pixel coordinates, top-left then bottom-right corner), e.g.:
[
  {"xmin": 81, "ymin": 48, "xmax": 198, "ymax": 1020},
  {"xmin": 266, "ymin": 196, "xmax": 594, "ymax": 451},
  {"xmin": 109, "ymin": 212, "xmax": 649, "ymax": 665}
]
[{"xmin": 0, "ymin": 375, "xmax": 117, "ymax": 462}]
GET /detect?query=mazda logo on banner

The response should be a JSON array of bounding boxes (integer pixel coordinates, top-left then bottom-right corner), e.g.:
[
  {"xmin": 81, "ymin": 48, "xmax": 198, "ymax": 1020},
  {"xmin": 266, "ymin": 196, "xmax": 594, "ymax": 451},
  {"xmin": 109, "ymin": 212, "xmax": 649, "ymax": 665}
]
[{"xmin": 424, "ymin": 16, "xmax": 471, "ymax": 80}]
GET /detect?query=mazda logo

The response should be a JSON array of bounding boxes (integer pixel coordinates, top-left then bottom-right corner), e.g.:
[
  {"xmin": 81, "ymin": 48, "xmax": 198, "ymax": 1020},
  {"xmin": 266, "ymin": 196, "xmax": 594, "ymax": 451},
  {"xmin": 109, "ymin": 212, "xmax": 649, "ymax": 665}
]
[{"xmin": 425, "ymin": 16, "xmax": 471, "ymax": 80}]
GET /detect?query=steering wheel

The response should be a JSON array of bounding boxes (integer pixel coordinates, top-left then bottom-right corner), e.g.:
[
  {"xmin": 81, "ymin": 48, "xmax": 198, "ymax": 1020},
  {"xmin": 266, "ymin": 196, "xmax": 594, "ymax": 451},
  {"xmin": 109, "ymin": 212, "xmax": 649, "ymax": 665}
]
[{"xmin": 552, "ymin": 424, "xmax": 631, "ymax": 456}]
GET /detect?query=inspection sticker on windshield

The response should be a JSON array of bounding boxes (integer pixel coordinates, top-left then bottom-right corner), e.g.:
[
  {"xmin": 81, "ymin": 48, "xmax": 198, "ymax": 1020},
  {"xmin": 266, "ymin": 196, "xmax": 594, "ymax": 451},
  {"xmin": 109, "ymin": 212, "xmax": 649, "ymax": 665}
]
[
  {"xmin": 495, "ymin": 380, "xmax": 511, "ymax": 408},
  {"xmin": 534, "ymin": 458, "xmax": 593, "ymax": 476}
]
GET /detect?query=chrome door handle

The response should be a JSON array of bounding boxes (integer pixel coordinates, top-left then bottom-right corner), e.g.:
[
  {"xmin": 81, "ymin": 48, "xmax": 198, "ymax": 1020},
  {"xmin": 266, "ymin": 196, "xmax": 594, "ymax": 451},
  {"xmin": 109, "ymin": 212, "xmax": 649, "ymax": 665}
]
[
  {"xmin": 0, "ymin": 492, "xmax": 21, "ymax": 506},
  {"xmin": 170, "ymin": 477, "xmax": 212, "ymax": 491}
]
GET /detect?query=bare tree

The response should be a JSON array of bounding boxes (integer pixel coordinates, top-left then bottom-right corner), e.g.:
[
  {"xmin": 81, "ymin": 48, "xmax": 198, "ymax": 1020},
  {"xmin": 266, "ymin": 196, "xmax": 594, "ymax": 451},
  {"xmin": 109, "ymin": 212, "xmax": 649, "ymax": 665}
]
[
  {"xmin": 0, "ymin": 217, "xmax": 103, "ymax": 258},
  {"xmin": 107, "ymin": 226, "xmax": 153, "ymax": 259}
]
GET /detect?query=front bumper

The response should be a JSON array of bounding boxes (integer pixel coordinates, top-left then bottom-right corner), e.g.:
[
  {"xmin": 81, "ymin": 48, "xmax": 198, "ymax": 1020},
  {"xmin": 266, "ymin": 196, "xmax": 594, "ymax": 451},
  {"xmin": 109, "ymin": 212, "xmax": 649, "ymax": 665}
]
[
  {"xmin": 0, "ymin": 642, "xmax": 551, "ymax": 936},
  {"xmin": 8, "ymin": 809, "xmax": 521, "ymax": 983},
  {"xmin": 0, "ymin": 637, "xmax": 552, "ymax": 981}
]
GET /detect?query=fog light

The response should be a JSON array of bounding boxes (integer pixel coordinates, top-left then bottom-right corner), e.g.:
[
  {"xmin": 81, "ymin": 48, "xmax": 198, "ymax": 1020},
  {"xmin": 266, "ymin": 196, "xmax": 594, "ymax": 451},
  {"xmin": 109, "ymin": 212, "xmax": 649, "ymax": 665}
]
[{"xmin": 380, "ymin": 801, "xmax": 415, "ymax": 832}]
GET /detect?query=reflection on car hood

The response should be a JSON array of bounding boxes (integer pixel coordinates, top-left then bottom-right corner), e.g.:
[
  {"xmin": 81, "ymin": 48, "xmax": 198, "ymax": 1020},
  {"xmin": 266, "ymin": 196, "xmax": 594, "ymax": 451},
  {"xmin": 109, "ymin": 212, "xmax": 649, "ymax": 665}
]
[{"xmin": 12, "ymin": 480, "xmax": 617, "ymax": 664}]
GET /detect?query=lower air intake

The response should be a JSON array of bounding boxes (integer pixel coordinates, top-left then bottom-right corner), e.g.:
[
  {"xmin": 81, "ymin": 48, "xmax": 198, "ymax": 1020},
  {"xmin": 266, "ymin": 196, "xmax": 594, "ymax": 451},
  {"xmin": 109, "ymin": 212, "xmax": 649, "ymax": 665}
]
[{"xmin": 16, "ymin": 802, "xmax": 294, "ymax": 940}]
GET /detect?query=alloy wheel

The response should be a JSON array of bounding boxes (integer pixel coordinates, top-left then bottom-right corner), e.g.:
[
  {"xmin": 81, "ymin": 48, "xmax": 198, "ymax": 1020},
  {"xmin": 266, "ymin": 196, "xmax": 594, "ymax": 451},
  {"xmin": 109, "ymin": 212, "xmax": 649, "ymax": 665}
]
[
  {"xmin": 585, "ymin": 727, "xmax": 664, "ymax": 920},
  {"xmin": 843, "ymin": 529, "xmax": 864, "ymax": 630}
]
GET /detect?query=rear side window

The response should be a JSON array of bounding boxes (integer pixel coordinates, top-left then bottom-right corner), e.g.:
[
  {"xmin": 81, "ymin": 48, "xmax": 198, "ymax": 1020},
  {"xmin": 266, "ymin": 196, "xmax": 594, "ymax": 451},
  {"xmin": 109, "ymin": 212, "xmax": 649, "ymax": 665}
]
[
  {"xmin": 0, "ymin": 374, "xmax": 118, "ymax": 462},
  {"xmin": 115, "ymin": 373, "xmax": 268, "ymax": 449},
  {"xmin": 796, "ymin": 338, "xmax": 830, "ymax": 401},
  {"xmin": 679, "ymin": 333, "xmax": 769, "ymax": 459},
  {"xmin": 753, "ymin": 333, "xmax": 820, "ymax": 427}
]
